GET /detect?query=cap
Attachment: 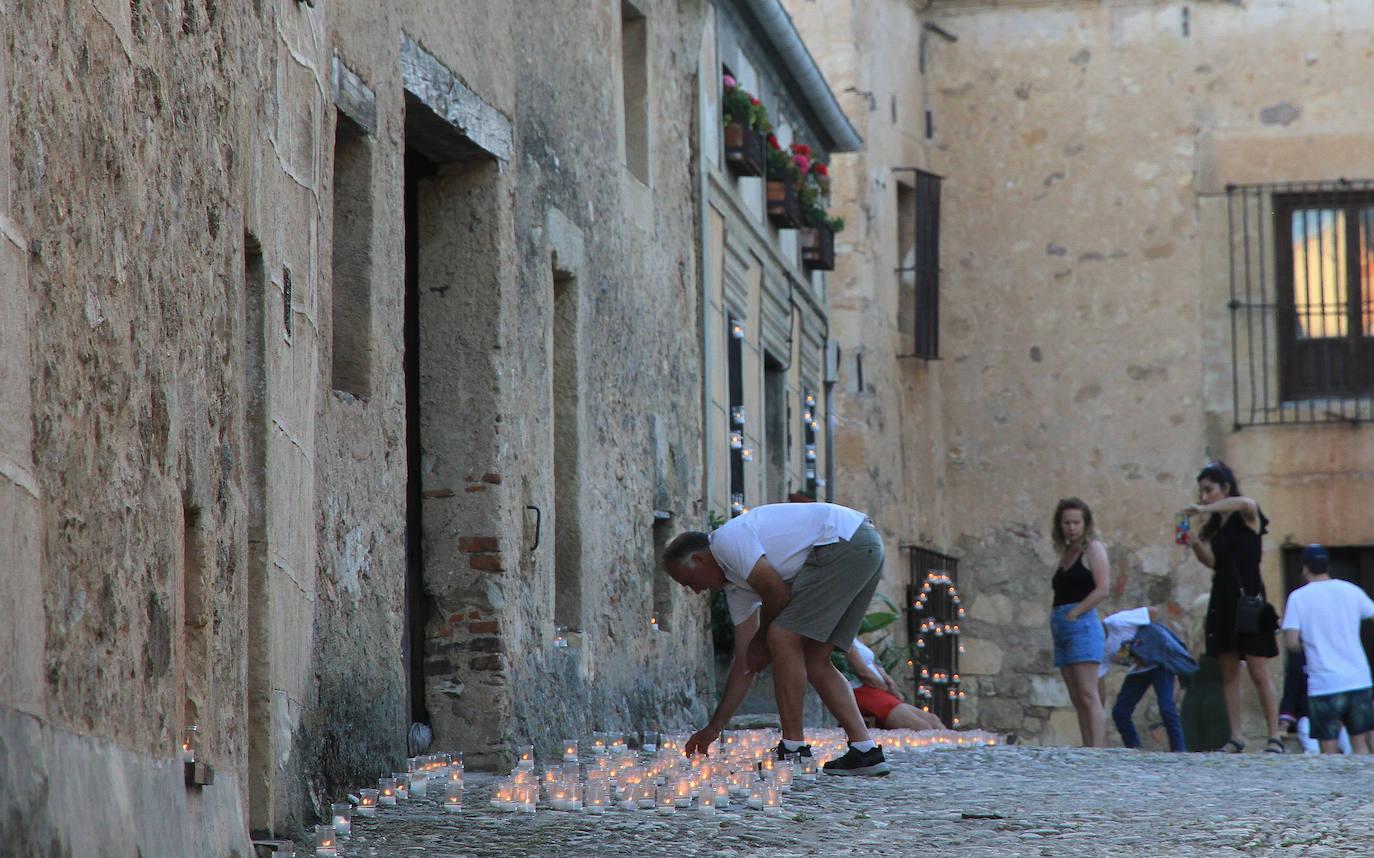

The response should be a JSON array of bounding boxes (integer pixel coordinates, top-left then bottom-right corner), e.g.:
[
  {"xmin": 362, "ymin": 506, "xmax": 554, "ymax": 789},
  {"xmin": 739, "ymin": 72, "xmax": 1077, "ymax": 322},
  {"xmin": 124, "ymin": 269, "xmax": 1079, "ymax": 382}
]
[{"xmin": 1299, "ymin": 544, "xmax": 1329, "ymax": 575}]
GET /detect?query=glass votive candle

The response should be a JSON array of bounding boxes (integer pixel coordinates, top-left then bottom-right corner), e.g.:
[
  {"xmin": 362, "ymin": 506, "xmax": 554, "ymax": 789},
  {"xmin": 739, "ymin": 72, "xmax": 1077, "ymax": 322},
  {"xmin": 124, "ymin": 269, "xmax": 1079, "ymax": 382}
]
[
  {"xmin": 448, "ymin": 760, "xmax": 465, "ymax": 784},
  {"xmin": 655, "ymin": 785, "xmax": 676, "ymax": 815},
  {"xmin": 408, "ymin": 769, "xmax": 428, "ymax": 798},
  {"xmin": 747, "ymin": 781, "xmax": 765, "ymax": 810},
  {"xmin": 698, "ymin": 786, "xmax": 717, "ymax": 814},
  {"xmin": 775, "ymin": 763, "xmax": 794, "ymax": 791},
  {"xmin": 492, "ymin": 778, "xmax": 516, "ymax": 811},
  {"xmin": 712, "ymin": 779, "xmax": 731, "ymax": 810},
  {"xmin": 330, "ymin": 802, "xmax": 351, "ymax": 837},
  {"xmin": 378, "ymin": 777, "xmax": 398, "ymax": 806},
  {"xmin": 517, "ymin": 784, "xmax": 537, "ymax": 813},
  {"xmin": 762, "ymin": 784, "xmax": 783, "ymax": 815},
  {"xmin": 181, "ymin": 725, "xmax": 200, "ymax": 764},
  {"xmin": 673, "ymin": 777, "xmax": 693, "ymax": 808},
  {"xmin": 444, "ymin": 780, "xmax": 463, "ymax": 813},
  {"xmin": 592, "ymin": 731, "xmax": 608, "ymax": 755},
  {"xmin": 357, "ymin": 788, "xmax": 378, "ymax": 817},
  {"xmin": 636, "ymin": 782, "xmax": 656, "ymax": 809},
  {"xmin": 800, "ymin": 757, "xmax": 819, "ymax": 778},
  {"xmin": 585, "ymin": 781, "xmax": 609, "ymax": 815},
  {"xmin": 562, "ymin": 739, "xmax": 579, "ymax": 762},
  {"xmin": 516, "ymin": 744, "xmax": 535, "ymax": 770},
  {"xmin": 392, "ymin": 773, "xmax": 409, "ymax": 801},
  {"xmin": 313, "ymin": 824, "xmax": 337, "ymax": 857}
]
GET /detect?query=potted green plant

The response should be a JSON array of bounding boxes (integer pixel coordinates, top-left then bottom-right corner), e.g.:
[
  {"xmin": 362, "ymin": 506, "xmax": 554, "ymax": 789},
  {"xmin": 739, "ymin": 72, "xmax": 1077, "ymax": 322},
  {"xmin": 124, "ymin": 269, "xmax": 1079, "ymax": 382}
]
[{"xmin": 722, "ymin": 74, "xmax": 768, "ymax": 177}]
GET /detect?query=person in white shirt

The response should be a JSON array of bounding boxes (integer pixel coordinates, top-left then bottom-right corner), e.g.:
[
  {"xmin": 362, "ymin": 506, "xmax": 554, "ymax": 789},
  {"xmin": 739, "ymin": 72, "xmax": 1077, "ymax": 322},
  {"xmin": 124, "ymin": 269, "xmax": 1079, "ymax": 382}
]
[
  {"xmin": 1280, "ymin": 544, "xmax": 1374, "ymax": 754},
  {"xmin": 663, "ymin": 502, "xmax": 891, "ymax": 775},
  {"xmin": 845, "ymin": 638, "xmax": 945, "ymax": 731}
]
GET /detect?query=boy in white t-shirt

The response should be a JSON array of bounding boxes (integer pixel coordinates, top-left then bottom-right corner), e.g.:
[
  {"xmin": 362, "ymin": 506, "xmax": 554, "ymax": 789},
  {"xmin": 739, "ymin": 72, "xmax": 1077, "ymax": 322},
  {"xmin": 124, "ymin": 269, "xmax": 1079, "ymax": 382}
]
[
  {"xmin": 1280, "ymin": 544, "xmax": 1374, "ymax": 754},
  {"xmin": 663, "ymin": 502, "xmax": 890, "ymax": 775}
]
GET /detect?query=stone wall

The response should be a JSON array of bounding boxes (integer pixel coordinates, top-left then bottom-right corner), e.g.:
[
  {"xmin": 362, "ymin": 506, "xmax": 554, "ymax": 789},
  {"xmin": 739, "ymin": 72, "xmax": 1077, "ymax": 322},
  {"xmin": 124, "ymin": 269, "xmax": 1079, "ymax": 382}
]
[
  {"xmin": 921, "ymin": 0, "xmax": 1374, "ymax": 744},
  {"xmin": 0, "ymin": 1, "xmax": 716, "ymax": 853}
]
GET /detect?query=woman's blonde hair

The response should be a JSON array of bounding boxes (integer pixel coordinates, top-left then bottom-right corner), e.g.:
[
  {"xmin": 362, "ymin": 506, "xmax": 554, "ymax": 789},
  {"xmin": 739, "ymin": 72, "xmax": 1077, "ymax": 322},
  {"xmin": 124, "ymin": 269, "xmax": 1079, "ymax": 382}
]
[{"xmin": 1051, "ymin": 497, "xmax": 1096, "ymax": 551}]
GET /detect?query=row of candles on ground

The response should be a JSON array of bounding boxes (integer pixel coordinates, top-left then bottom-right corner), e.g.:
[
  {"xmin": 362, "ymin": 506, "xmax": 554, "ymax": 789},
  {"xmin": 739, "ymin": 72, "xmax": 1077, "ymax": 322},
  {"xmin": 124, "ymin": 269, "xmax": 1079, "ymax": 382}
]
[
  {"xmin": 310, "ymin": 753, "xmax": 464, "ymax": 856},
  {"xmin": 308, "ymin": 728, "xmax": 1002, "ymax": 855},
  {"xmin": 490, "ymin": 755, "xmax": 795, "ymax": 816}
]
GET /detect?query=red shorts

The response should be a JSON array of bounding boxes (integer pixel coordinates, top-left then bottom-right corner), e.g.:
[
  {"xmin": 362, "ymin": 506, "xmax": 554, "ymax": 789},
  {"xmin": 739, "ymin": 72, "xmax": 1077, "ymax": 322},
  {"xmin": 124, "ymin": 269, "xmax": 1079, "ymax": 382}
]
[{"xmin": 853, "ymin": 685, "xmax": 903, "ymax": 727}]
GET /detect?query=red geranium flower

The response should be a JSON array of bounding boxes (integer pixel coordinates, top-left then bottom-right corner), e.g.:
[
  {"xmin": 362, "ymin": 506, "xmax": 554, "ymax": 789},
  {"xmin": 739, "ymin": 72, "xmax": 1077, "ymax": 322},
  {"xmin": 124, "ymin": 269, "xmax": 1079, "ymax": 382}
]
[
  {"xmin": 767, "ymin": 134, "xmax": 781, "ymax": 150},
  {"xmin": 789, "ymin": 142, "xmax": 812, "ymax": 157},
  {"xmin": 749, "ymin": 97, "xmax": 761, "ymax": 106},
  {"xmin": 814, "ymin": 163, "xmax": 829, "ymax": 177}
]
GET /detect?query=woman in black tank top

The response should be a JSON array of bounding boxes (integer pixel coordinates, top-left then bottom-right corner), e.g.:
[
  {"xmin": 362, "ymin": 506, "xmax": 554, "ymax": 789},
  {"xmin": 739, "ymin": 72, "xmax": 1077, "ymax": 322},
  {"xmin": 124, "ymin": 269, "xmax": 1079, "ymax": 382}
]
[
  {"xmin": 1049, "ymin": 497, "xmax": 1111, "ymax": 747},
  {"xmin": 1181, "ymin": 461, "xmax": 1283, "ymax": 754}
]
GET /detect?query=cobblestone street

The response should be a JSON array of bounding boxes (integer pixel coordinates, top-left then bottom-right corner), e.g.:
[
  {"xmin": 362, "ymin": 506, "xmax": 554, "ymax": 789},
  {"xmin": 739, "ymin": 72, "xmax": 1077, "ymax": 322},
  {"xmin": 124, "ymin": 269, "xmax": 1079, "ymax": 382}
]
[{"xmin": 314, "ymin": 746, "xmax": 1374, "ymax": 857}]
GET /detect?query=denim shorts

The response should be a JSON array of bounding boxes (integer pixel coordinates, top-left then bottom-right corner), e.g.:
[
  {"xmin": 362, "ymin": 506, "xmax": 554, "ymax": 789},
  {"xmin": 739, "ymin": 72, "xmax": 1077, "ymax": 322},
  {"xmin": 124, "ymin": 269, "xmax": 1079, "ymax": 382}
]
[
  {"xmin": 1308, "ymin": 686, "xmax": 1374, "ymax": 741},
  {"xmin": 1051, "ymin": 603, "xmax": 1104, "ymax": 668}
]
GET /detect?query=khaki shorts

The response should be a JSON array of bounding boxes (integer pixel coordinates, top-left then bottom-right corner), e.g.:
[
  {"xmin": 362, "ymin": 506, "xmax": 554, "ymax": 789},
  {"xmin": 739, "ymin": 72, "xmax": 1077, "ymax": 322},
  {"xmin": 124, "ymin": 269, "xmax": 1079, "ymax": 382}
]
[{"xmin": 774, "ymin": 523, "xmax": 884, "ymax": 648}]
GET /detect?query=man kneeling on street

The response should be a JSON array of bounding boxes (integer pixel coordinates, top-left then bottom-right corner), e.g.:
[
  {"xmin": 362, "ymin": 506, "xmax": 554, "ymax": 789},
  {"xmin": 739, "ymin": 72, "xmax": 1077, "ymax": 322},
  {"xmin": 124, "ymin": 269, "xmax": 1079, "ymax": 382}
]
[{"xmin": 663, "ymin": 502, "xmax": 891, "ymax": 775}]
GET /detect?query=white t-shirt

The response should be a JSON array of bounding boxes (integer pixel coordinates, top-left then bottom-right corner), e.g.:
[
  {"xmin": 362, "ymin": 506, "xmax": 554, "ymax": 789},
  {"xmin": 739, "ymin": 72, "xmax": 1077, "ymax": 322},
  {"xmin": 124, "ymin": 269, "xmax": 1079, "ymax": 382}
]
[
  {"xmin": 1281, "ymin": 579, "xmax": 1374, "ymax": 696},
  {"xmin": 1100, "ymin": 607, "xmax": 1153, "ymax": 677},
  {"xmin": 849, "ymin": 638, "xmax": 878, "ymax": 689},
  {"xmin": 711, "ymin": 502, "xmax": 868, "ymax": 624}
]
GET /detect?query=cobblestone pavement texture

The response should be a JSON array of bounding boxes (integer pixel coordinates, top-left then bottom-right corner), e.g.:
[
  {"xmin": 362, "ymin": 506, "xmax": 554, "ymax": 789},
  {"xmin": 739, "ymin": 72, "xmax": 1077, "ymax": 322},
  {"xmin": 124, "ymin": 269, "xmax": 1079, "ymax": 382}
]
[{"xmin": 312, "ymin": 746, "xmax": 1374, "ymax": 857}]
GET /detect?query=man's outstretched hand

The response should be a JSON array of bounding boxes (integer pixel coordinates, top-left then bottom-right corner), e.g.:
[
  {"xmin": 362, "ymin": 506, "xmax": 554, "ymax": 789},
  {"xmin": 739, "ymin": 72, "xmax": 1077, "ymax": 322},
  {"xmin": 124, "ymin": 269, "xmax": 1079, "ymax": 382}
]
[{"xmin": 685, "ymin": 726, "xmax": 720, "ymax": 757}]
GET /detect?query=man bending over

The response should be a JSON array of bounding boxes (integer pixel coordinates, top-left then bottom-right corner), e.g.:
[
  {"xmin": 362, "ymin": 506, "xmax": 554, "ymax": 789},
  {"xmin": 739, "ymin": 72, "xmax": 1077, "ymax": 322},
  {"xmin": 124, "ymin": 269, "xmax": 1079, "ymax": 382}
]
[{"xmin": 663, "ymin": 502, "xmax": 890, "ymax": 775}]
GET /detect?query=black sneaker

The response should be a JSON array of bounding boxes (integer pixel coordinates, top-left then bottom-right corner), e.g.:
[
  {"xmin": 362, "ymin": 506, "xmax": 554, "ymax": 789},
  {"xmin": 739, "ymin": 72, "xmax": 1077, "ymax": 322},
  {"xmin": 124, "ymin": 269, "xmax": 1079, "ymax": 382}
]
[
  {"xmin": 774, "ymin": 741, "xmax": 813, "ymax": 761},
  {"xmin": 822, "ymin": 744, "xmax": 891, "ymax": 777}
]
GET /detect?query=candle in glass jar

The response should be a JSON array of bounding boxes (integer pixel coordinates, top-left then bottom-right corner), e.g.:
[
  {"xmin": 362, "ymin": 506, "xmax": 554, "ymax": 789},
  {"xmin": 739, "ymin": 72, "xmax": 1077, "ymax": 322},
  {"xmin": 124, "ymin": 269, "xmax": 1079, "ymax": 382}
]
[
  {"xmin": 697, "ymin": 786, "xmax": 716, "ymax": 814},
  {"xmin": 655, "ymin": 785, "xmax": 676, "ymax": 815},
  {"xmin": 584, "ymin": 781, "xmax": 608, "ymax": 815},
  {"xmin": 444, "ymin": 780, "xmax": 463, "ymax": 813},
  {"xmin": 636, "ymin": 782, "xmax": 656, "ymax": 809},
  {"xmin": 313, "ymin": 824, "xmax": 337, "ymax": 857},
  {"xmin": 562, "ymin": 739, "xmax": 579, "ymax": 762},
  {"xmin": 181, "ymin": 725, "xmax": 200, "ymax": 764},
  {"xmin": 516, "ymin": 784, "xmax": 536, "ymax": 813},
  {"xmin": 762, "ymin": 784, "xmax": 783, "ymax": 815},
  {"xmin": 392, "ymin": 773, "xmax": 409, "ymax": 801},
  {"xmin": 747, "ymin": 781, "xmax": 765, "ymax": 810},
  {"xmin": 377, "ymin": 777, "xmax": 397, "ymax": 806},
  {"xmin": 516, "ymin": 745, "xmax": 535, "ymax": 770},
  {"xmin": 357, "ymin": 788, "xmax": 378, "ymax": 817},
  {"xmin": 408, "ymin": 769, "xmax": 428, "ymax": 798},
  {"xmin": 713, "ymin": 779, "xmax": 731, "ymax": 809},
  {"xmin": 330, "ymin": 802, "xmax": 351, "ymax": 837},
  {"xmin": 672, "ymin": 777, "xmax": 693, "ymax": 808},
  {"xmin": 492, "ymin": 778, "xmax": 516, "ymax": 811}
]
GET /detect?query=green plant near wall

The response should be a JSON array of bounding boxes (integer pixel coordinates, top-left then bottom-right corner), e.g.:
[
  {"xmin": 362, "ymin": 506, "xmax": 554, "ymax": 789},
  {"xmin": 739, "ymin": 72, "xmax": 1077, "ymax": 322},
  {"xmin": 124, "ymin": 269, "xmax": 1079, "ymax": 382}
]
[{"xmin": 830, "ymin": 594, "xmax": 915, "ymax": 678}]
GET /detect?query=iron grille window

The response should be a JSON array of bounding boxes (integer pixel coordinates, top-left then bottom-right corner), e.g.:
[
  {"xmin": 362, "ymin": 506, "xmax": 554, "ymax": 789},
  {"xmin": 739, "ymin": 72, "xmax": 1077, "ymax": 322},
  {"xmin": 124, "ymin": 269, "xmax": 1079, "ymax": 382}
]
[
  {"xmin": 905, "ymin": 546, "xmax": 962, "ymax": 727},
  {"xmin": 896, "ymin": 169, "xmax": 943, "ymax": 360},
  {"xmin": 1228, "ymin": 181, "xmax": 1374, "ymax": 426}
]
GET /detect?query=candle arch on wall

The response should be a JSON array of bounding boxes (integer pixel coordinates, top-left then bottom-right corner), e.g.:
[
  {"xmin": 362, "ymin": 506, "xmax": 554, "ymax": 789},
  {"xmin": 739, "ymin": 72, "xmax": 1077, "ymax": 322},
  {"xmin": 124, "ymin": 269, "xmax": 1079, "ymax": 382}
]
[{"xmin": 905, "ymin": 547, "xmax": 963, "ymax": 728}]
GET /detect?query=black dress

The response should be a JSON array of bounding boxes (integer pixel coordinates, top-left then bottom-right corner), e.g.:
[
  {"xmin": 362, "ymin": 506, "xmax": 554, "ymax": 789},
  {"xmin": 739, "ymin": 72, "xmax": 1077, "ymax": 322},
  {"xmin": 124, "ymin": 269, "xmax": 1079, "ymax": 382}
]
[{"xmin": 1203, "ymin": 510, "xmax": 1278, "ymax": 658}]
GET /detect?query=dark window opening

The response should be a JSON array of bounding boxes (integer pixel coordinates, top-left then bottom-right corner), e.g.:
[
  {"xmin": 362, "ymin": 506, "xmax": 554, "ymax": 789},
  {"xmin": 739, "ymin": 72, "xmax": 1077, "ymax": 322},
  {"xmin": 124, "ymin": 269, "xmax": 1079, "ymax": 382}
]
[
  {"xmin": 403, "ymin": 147, "xmax": 438, "ymax": 728},
  {"xmin": 727, "ymin": 315, "xmax": 745, "ymax": 516},
  {"xmin": 621, "ymin": 1, "xmax": 649, "ymax": 184},
  {"xmin": 652, "ymin": 516, "xmax": 672, "ymax": 631},
  {"xmin": 764, "ymin": 354, "xmax": 787, "ymax": 504},
  {"xmin": 897, "ymin": 169, "xmax": 942, "ymax": 359},
  {"xmin": 801, "ymin": 388, "xmax": 818, "ymax": 498},
  {"xmin": 331, "ymin": 111, "xmax": 374, "ymax": 397},
  {"xmin": 1227, "ymin": 181, "xmax": 1374, "ymax": 426}
]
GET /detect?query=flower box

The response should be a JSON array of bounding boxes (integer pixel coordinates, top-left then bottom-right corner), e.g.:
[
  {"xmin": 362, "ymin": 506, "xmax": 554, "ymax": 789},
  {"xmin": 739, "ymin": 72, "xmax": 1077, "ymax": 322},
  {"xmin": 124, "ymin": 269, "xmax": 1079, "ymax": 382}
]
[
  {"xmin": 801, "ymin": 223, "xmax": 835, "ymax": 271},
  {"xmin": 724, "ymin": 122, "xmax": 766, "ymax": 177},
  {"xmin": 766, "ymin": 180, "xmax": 803, "ymax": 229}
]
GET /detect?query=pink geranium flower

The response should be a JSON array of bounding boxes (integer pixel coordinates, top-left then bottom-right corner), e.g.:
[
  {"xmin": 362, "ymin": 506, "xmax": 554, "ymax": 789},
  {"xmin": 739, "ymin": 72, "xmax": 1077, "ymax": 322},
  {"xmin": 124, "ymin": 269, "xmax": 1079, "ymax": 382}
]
[{"xmin": 723, "ymin": 74, "xmax": 737, "ymax": 90}]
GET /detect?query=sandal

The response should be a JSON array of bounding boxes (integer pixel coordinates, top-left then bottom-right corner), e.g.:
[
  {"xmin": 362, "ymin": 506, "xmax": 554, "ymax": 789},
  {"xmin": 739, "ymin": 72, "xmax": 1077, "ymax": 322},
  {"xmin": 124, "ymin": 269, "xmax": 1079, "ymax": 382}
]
[
  {"xmin": 1220, "ymin": 739, "xmax": 1246, "ymax": 754},
  {"xmin": 1264, "ymin": 737, "xmax": 1286, "ymax": 754}
]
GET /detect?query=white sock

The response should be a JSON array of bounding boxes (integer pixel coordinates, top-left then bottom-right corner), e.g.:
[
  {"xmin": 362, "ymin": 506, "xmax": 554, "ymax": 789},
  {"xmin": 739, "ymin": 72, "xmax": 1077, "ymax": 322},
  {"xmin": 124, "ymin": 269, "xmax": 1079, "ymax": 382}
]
[
  {"xmin": 781, "ymin": 739, "xmax": 805, "ymax": 751},
  {"xmin": 850, "ymin": 739, "xmax": 876, "ymax": 753}
]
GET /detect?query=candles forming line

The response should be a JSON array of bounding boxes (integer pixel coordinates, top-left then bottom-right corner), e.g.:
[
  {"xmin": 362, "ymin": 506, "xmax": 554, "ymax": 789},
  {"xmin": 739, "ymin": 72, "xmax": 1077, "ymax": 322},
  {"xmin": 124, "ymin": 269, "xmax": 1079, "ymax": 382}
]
[{"xmin": 310, "ymin": 727, "xmax": 999, "ymax": 853}]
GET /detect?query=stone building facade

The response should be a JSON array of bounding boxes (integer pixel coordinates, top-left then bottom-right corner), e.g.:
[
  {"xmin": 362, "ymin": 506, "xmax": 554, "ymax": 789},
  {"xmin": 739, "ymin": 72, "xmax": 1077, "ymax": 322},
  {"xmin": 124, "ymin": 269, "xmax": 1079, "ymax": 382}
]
[
  {"xmin": 794, "ymin": 0, "xmax": 1374, "ymax": 745},
  {"xmin": 0, "ymin": 1, "xmax": 721, "ymax": 853}
]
